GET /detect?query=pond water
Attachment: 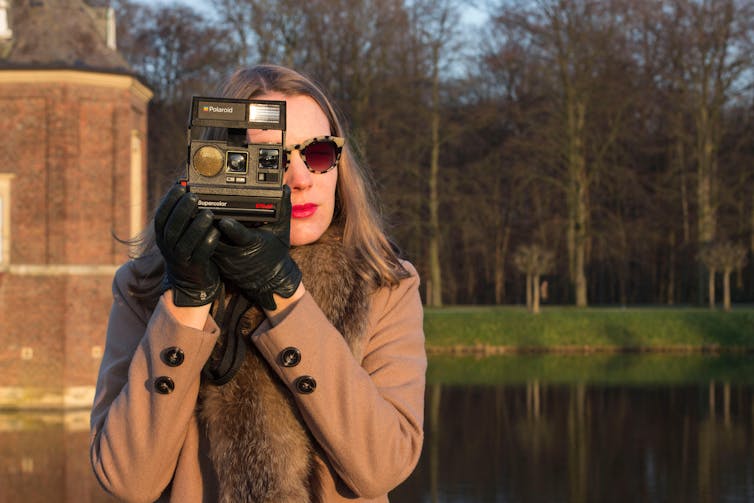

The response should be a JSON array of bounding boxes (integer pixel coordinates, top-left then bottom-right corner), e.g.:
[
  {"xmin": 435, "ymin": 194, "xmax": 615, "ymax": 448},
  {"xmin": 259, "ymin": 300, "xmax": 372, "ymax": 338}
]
[
  {"xmin": 390, "ymin": 354, "xmax": 754, "ymax": 503},
  {"xmin": 2, "ymin": 354, "xmax": 753, "ymax": 502}
]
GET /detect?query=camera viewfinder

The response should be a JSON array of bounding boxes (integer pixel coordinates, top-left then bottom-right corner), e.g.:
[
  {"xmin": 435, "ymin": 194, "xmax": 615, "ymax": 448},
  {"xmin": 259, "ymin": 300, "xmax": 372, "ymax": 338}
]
[{"xmin": 259, "ymin": 149, "xmax": 280, "ymax": 170}]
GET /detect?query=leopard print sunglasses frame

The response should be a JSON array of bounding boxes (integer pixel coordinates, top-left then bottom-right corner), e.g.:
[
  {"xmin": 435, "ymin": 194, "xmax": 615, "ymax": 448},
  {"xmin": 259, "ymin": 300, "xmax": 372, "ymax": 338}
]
[{"xmin": 284, "ymin": 136, "xmax": 345, "ymax": 174}]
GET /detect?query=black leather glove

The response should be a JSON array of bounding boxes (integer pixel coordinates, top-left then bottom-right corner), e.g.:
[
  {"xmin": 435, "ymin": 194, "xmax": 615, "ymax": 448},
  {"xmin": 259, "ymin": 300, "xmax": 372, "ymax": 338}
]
[
  {"xmin": 213, "ymin": 186, "xmax": 302, "ymax": 311},
  {"xmin": 154, "ymin": 185, "xmax": 221, "ymax": 307}
]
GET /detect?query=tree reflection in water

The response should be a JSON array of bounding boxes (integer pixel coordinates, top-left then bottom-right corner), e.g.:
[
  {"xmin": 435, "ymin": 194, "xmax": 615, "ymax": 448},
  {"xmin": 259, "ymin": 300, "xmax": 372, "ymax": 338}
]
[
  {"xmin": 2, "ymin": 365, "xmax": 754, "ymax": 502},
  {"xmin": 391, "ymin": 381, "xmax": 754, "ymax": 503}
]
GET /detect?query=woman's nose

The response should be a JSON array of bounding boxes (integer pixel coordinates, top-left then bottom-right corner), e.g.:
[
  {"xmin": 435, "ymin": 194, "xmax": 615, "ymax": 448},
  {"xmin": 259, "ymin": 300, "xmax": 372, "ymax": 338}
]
[{"xmin": 284, "ymin": 150, "xmax": 313, "ymax": 190}]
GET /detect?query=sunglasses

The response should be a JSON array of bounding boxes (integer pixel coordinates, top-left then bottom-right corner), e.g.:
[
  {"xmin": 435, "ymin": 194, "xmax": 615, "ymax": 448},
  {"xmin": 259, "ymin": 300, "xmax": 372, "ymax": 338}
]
[{"xmin": 284, "ymin": 136, "xmax": 344, "ymax": 174}]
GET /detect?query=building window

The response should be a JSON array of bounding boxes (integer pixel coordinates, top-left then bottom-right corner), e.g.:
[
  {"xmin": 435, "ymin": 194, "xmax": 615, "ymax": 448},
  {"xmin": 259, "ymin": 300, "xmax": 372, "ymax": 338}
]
[
  {"xmin": 0, "ymin": 0, "xmax": 11, "ymax": 40},
  {"xmin": 0, "ymin": 173, "xmax": 13, "ymax": 270}
]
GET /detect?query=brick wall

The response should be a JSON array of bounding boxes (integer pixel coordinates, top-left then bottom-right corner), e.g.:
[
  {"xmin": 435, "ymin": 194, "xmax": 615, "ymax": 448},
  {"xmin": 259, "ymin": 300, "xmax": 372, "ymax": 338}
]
[
  {"xmin": 0, "ymin": 70, "xmax": 151, "ymax": 408},
  {"xmin": 0, "ymin": 77, "xmax": 148, "ymax": 264},
  {"xmin": 0, "ymin": 274, "xmax": 112, "ymax": 388}
]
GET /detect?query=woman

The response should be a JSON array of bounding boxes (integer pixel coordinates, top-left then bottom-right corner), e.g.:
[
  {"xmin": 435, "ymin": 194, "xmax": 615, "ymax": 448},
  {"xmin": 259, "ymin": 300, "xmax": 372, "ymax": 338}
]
[{"xmin": 89, "ymin": 65, "xmax": 426, "ymax": 502}]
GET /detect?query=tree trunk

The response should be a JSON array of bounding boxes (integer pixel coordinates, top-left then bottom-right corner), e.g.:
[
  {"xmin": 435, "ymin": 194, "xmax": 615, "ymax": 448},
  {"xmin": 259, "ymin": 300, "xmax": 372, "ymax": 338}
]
[
  {"xmin": 696, "ymin": 107, "xmax": 716, "ymax": 245},
  {"xmin": 723, "ymin": 269, "xmax": 731, "ymax": 312},
  {"xmin": 678, "ymin": 140, "xmax": 691, "ymax": 244},
  {"xmin": 751, "ymin": 190, "xmax": 754, "ymax": 254},
  {"xmin": 668, "ymin": 231, "xmax": 676, "ymax": 305},
  {"xmin": 552, "ymin": 3, "xmax": 590, "ymax": 308},
  {"xmin": 459, "ymin": 226, "xmax": 474, "ymax": 303},
  {"xmin": 533, "ymin": 273, "xmax": 541, "ymax": 314},
  {"xmin": 567, "ymin": 98, "xmax": 589, "ymax": 307},
  {"xmin": 427, "ymin": 42, "xmax": 442, "ymax": 307},
  {"xmin": 495, "ymin": 224, "xmax": 510, "ymax": 305},
  {"xmin": 525, "ymin": 273, "xmax": 532, "ymax": 312},
  {"xmin": 708, "ymin": 268, "xmax": 716, "ymax": 309}
]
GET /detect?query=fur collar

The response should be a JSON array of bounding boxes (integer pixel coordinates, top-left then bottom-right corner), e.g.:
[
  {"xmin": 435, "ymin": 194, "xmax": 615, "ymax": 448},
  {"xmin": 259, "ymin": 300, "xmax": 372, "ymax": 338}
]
[{"xmin": 198, "ymin": 226, "xmax": 371, "ymax": 502}]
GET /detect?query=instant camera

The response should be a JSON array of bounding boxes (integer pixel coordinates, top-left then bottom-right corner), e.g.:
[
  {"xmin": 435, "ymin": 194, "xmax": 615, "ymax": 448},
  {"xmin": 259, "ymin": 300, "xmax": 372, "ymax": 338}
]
[{"xmin": 185, "ymin": 96, "xmax": 286, "ymax": 223}]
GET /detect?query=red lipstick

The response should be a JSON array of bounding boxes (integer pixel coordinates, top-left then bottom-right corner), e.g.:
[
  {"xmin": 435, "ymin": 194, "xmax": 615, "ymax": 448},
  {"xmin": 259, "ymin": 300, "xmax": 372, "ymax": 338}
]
[{"xmin": 292, "ymin": 203, "xmax": 317, "ymax": 218}]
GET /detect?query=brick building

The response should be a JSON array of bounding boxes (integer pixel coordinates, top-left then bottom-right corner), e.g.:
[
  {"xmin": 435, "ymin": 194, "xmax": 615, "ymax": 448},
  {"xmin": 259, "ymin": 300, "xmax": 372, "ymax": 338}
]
[{"xmin": 0, "ymin": 0, "xmax": 152, "ymax": 408}]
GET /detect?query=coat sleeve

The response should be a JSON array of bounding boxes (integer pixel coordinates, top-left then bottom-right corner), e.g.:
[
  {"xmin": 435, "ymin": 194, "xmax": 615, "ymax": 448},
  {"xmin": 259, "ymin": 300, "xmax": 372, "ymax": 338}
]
[
  {"xmin": 89, "ymin": 262, "xmax": 220, "ymax": 503},
  {"xmin": 251, "ymin": 261, "xmax": 426, "ymax": 498}
]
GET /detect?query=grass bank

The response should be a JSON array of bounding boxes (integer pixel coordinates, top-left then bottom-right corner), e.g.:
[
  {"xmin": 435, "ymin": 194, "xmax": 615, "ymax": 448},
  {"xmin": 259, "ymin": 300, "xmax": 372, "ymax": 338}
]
[
  {"xmin": 426, "ymin": 353, "xmax": 754, "ymax": 385},
  {"xmin": 424, "ymin": 306, "xmax": 754, "ymax": 354}
]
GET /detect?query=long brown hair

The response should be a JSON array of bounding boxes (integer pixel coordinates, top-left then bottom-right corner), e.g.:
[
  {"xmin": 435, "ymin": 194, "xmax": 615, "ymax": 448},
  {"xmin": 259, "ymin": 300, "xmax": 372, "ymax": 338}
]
[{"xmin": 132, "ymin": 65, "xmax": 407, "ymax": 300}]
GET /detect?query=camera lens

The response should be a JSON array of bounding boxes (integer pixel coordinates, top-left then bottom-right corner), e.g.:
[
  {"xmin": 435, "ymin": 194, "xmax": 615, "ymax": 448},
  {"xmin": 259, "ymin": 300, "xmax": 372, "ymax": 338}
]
[
  {"xmin": 193, "ymin": 146, "xmax": 223, "ymax": 177},
  {"xmin": 226, "ymin": 152, "xmax": 248, "ymax": 173},
  {"xmin": 259, "ymin": 148, "xmax": 280, "ymax": 170}
]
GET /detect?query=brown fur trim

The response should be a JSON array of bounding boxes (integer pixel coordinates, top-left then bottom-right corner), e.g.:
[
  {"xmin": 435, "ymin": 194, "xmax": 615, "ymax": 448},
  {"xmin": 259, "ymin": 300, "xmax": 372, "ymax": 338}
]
[{"xmin": 198, "ymin": 226, "xmax": 371, "ymax": 502}]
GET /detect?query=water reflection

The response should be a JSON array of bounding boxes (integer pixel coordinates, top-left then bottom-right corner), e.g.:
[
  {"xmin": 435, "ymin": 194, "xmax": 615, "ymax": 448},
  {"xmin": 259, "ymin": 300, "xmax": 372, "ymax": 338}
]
[
  {"xmin": 0, "ymin": 411, "xmax": 115, "ymax": 502},
  {"xmin": 391, "ymin": 381, "xmax": 754, "ymax": 503},
  {"xmin": 2, "ymin": 355, "xmax": 754, "ymax": 502}
]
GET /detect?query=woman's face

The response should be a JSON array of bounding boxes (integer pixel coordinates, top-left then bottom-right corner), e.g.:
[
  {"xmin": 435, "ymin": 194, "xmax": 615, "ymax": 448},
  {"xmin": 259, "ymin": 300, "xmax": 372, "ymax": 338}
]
[{"xmin": 246, "ymin": 92, "xmax": 337, "ymax": 246}]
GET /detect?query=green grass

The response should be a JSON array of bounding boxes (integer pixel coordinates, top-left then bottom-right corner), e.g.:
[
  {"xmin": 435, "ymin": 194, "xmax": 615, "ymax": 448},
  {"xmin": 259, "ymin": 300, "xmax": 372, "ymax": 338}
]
[
  {"xmin": 424, "ymin": 305, "xmax": 754, "ymax": 351},
  {"xmin": 426, "ymin": 353, "xmax": 754, "ymax": 385}
]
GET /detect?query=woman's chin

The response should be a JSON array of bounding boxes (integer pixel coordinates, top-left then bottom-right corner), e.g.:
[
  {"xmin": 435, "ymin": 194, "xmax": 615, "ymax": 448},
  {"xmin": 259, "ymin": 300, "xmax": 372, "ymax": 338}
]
[
  {"xmin": 290, "ymin": 224, "xmax": 324, "ymax": 246},
  {"xmin": 290, "ymin": 212, "xmax": 333, "ymax": 246}
]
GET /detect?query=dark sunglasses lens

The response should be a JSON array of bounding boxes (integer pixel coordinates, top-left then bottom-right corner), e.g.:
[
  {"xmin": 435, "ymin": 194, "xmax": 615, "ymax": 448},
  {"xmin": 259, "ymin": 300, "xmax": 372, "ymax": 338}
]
[{"xmin": 303, "ymin": 141, "xmax": 337, "ymax": 173}]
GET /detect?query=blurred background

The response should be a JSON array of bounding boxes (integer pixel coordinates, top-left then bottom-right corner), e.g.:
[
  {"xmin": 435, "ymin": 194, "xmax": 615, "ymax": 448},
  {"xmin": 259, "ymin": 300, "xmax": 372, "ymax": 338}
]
[{"xmin": 112, "ymin": 0, "xmax": 754, "ymax": 309}]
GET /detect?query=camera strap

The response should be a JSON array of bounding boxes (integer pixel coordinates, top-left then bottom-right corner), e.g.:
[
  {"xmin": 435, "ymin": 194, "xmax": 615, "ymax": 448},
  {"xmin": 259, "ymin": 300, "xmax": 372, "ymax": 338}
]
[{"xmin": 202, "ymin": 285, "xmax": 252, "ymax": 386}]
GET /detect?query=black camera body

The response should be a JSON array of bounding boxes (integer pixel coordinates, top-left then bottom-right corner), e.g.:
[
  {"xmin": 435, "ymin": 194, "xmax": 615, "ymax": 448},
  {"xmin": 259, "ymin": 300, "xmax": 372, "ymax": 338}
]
[{"xmin": 185, "ymin": 96, "xmax": 286, "ymax": 223}]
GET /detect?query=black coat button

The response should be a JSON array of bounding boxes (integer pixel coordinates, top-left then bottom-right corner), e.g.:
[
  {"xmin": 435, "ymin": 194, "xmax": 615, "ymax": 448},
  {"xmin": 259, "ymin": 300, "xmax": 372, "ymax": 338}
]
[
  {"xmin": 295, "ymin": 376, "xmax": 316, "ymax": 394},
  {"xmin": 280, "ymin": 347, "xmax": 301, "ymax": 367},
  {"xmin": 161, "ymin": 347, "xmax": 185, "ymax": 367},
  {"xmin": 154, "ymin": 376, "xmax": 175, "ymax": 394}
]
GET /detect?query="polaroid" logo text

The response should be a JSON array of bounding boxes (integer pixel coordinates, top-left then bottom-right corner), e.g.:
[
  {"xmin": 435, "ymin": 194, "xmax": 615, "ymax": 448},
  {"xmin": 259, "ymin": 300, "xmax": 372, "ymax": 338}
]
[{"xmin": 202, "ymin": 105, "xmax": 235, "ymax": 113}]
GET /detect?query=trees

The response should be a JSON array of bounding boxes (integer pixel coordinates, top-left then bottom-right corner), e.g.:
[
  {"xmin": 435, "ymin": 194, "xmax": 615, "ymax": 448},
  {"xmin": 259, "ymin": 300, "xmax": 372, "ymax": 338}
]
[
  {"xmin": 698, "ymin": 242, "xmax": 748, "ymax": 311},
  {"xmin": 410, "ymin": 0, "xmax": 463, "ymax": 307},
  {"xmin": 488, "ymin": 0, "xmax": 647, "ymax": 307},
  {"xmin": 484, "ymin": 0, "xmax": 754, "ymax": 307},
  {"xmin": 653, "ymin": 0, "xmax": 754, "ymax": 303},
  {"xmin": 112, "ymin": 0, "xmax": 236, "ymax": 202},
  {"xmin": 513, "ymin": 244, "xmax": 555, "ymax": 313},
  {"xmin": 110, "ymin": 0, "xmax": 754, "ymax": 306}
]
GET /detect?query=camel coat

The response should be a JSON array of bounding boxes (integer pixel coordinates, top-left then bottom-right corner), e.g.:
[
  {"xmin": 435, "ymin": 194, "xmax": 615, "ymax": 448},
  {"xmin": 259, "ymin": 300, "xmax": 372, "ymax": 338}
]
[{"xmin": 89, "ymin": 260, "xmax": 426, "ymax": 502}]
